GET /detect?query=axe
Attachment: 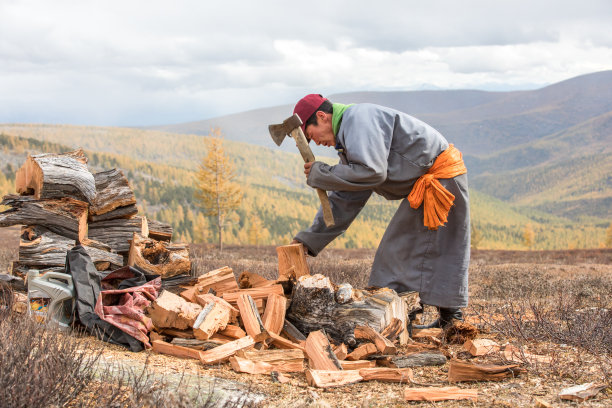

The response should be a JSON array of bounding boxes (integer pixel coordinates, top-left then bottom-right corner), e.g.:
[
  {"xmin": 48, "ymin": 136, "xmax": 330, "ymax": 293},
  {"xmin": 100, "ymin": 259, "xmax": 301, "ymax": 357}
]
[{"xmin": 268, "ymin": 113, "xmax": 335, "ymax": 227}]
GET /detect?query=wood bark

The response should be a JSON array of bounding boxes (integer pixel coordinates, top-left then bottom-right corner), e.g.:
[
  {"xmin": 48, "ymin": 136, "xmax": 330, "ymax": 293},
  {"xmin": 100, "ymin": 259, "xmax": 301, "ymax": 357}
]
[
  {"xmin": 88, "ymin": 216, "xmax": 148, "ymax": 253},
  {"xmin": 89, "ymin": 169, "xmax": 136, "ymax": 217},
  {"xmin": 0, "ymin": 195, "xmax": 89, "ymax": 242},
  {"xmin": 19, "ymin": 226, "xmax": 122, "ymax": 270},
  {"xmin": 287, "ymin": 274, "xmax": 407, "ymax": 346},
  {"xmin": 15, "ymin": 149, "xmax": 96, "ymax": 203},
  {"xmin": 127, "ymin": 232, "xmax": 191, "ymax": 278},
  {"xmin": 88, "ymin": 204, "xmax": 138, "ymax": 223},
  {"xmin": 447, "ymin": 359, "xmax": 525, "ymax": 383}
]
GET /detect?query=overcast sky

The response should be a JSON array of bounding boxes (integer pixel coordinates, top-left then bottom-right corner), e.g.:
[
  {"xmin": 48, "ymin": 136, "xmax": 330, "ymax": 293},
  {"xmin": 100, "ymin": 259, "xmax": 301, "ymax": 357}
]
[{"xmin": 1, "ymin": 0, "xmax": 611, "ymax": 126}]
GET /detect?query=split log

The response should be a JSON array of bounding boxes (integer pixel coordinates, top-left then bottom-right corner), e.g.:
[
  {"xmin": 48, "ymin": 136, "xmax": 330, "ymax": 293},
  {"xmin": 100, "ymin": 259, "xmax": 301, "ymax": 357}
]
[
  {"xmin": 19, "ymin": 226, "xmax": 122, "ymax": 270},
  {"xmin": 281, "ymin": 319, "xmax": 306, "ymax": 343},
  {"xmin": 411, "ymin": 328, "xmax": 443, "ymax": 339},
  {"xmin": 171, "ymin": 338, "xmax": 225, "ymax": 351},
  {"xmin": 199, "ymin": 335, "xmax": 257, "ymax": 365},
  {"xmin": 448, "ymin": 359, "xmax": 525, "ymax": 382},
  {"xmin": 267, "ymin": 331, "xmax": 306, "ymax": 352},
  {"xmin": 333, "ymin": 343, "xmax": 348, "ymax": 360},
  {"xmin": 89, "ymin": 169, "xmax": 136, "ymax": 218},
  {"xmin": 404, "ymin": 387, "xmax": 478, "ymax": 402},
  {"xmin": 305, "ymin": 369, "xmax": 363, "ymax": 388},
  {"xmin": 15, "ymin": 149, "xmax": 96, "ymax": 203},
  {"xmin": 159, "ymin": 328, "xmax": 195, "ymax": 339},
  {"xmin": 222, "ymin": 285, "xmax": 284, "ymax": 305},
  {"xmin": 147, "ymin": 290, "xmax": 202, "ymax": 330},
  {"xmin": 235, "ymin": 349, "xmax": 305, "ymax": 372},
  {"xmin": 147, "ymin": 218, "xmax": 173, "ymax": 242},
  {"xmin": 192, "ymin": 300, "xmax": 231, "ymax": 340},
  {"xmin": 127, "ymin": 232, "xmax": 191, "ymax": 278},
  {"xmin": 463, "ymin": 339, "xmax": 500, "ymax": 356},
  {"xmin": 237, "ymin": 294, "xmax": 265, "ymax": 338},
  {"xmin": 276, "ymin": 243, "xmax": 310, "ymax": 281},
  {"xmin": 152, "ymin": 340, "xmax": 202, "ymax": 360},
  {"xmin": 346, "ymin": 343, "xmax": 377, "ymax": 361},
  {"xmin": 340, "ymin": 360, "xmax": 376, "ymax": 370},
  {"xmin": 287, "ymin": 274, "xmax": 407, "ymax": 346},
  {"xmin": 354, "ymin": 325, "xmax": 397, "ymax": 355},
  {"xmin": 358, "ymin": 367, "xmax": 413, "ymax": 383},
  {"xmin": 89, "ymin": 217, "xmax": 148, "ymax": 253},
  {"xmin": 180, "ymin": 266, "xmax": 238, "ymax": 302},
  {"xmin": 501, "ymin": 344, "xmax": 553, "ymax": 365},
  {"xmin": 262, "ymin": 293, "xmax": 287, "ymax": 335},
  {"xmin": 304, "ymin": 330, "xmax": 343, "ymax": 371},
  {"xmin": 229, "ymin": 356, "xmax": 276, "ymax": 375},
  {"xmin": 194, "ymin": 294, "xmax": 239, "ymax": 323},
  {"xmin": 0, "ymin": 195, "xmax": 88, "ymax": 242},
  {"xmin": 239, "ymin": 271, "xmax": 276, "ymax": 289},
  {"xmin": 218, "ymin": 324, "xmax": 246, "ymax": 339},
  {"xmin": 380, "ymin": 318, "xmax": 403, "ymax": 342},
  {"xmin": 559, "ymin": 382, "xmax": 606, "ymax": 402},
  {"xmin": 390, "ymin": 352, "xmax": 447, "ymax": 368}
]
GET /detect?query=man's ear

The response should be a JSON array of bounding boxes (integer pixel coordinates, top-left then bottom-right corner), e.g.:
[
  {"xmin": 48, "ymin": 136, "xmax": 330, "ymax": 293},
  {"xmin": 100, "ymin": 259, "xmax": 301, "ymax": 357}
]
[{"xmin": 316, "ymin": 110, "xmax": 330, "ymax": 123}]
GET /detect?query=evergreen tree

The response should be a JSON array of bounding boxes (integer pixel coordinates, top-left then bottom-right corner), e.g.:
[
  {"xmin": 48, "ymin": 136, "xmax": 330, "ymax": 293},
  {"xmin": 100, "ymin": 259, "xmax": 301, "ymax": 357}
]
[
  {"xmin": 194, "ymin": 130, "xmax": 242, "ymax": 251},
  {"xmin": 247, "ymin": 215, "xmax": 264, "ymax": 246},
  {"xmin": 523, "ymin": 223, "xmax": 535, "ymax": 250},
  {"xmin": 470, "ymin": 222, "xmax": 482, "ymax": 250}
]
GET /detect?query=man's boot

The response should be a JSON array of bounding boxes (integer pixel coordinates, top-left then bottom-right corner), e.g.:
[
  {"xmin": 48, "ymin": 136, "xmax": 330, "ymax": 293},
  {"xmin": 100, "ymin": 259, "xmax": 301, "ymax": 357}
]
[{"xmin": 412, "ymin": 307, "xmax": 463, "ymax": 330}]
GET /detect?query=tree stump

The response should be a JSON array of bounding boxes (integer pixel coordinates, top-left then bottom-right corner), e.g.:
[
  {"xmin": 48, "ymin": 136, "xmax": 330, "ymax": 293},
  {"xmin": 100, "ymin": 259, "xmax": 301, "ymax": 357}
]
[
  {"xmin": 287, "ymin": 274, "xmax": 407, "ymax": 346},
  {"xmin": 127, "ymin": 232, "xmax": 191, "ymax": 278}
]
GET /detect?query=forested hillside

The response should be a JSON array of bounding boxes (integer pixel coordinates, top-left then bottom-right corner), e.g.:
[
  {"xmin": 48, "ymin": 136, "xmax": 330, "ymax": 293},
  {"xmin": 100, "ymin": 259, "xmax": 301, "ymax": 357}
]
[{"xmin": 0, "ymin": 128, "xmax": 609, "ymax": 250}]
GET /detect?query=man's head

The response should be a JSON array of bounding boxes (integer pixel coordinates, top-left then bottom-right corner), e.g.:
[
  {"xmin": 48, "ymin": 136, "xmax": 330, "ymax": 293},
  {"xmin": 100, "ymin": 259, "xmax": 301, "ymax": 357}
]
[{"xmin": 293, "ymin": 94, "xmax": 335, "ymax": 147}]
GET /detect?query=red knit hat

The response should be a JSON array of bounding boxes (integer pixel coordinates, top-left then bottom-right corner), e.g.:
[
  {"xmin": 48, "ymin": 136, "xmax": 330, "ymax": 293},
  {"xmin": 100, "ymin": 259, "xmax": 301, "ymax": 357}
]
[{"xmin": 293, "ymin": 94, "xmax": 328, "ymax": 132}]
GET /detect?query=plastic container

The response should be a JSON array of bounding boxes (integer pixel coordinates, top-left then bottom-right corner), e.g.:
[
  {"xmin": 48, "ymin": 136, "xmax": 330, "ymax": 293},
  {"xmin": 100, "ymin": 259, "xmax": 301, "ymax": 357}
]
[{"xmin": 27, "ymin": 270, "xmax": 74, "ymax": 328}]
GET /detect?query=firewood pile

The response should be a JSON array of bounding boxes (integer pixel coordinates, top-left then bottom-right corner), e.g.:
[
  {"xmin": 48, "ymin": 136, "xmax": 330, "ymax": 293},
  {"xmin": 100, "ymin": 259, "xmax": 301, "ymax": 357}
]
[{"xmin": 0, "ymin": 149, "xmax": 185, "ymax": 280}]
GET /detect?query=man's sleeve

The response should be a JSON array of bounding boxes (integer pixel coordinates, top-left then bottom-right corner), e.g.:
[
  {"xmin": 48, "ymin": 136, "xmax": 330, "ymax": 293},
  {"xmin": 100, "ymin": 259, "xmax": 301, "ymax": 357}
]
[{"xmin": 294, "ymin": 189, "xmax": 372, "ymax": 256}]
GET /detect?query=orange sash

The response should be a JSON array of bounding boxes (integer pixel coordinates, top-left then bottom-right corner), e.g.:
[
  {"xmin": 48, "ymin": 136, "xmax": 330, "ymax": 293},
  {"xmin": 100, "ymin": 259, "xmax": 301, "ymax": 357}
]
[{"xmin": 407, "ymin": 144, "xmax": 467, "ymax": 230}]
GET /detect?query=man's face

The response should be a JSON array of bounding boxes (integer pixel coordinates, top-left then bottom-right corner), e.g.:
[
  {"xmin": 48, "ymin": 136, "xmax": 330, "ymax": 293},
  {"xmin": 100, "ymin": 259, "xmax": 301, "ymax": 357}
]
[{"xmin": 305, "ymin": 111, "xmax": 335, "ymax": 147}]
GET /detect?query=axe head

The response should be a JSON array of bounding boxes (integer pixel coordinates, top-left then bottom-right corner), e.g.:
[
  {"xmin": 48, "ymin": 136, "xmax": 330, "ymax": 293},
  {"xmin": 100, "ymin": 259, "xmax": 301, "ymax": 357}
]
[{"xmin": 268, "ymin": 113, "xmax": 303, "ymax": 146}]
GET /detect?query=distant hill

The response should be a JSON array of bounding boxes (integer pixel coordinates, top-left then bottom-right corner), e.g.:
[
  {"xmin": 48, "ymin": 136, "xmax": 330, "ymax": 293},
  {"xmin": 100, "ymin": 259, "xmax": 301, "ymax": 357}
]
[{"xmin": 1, "ymin": 71, "xmax": 611, "ymax": 249}]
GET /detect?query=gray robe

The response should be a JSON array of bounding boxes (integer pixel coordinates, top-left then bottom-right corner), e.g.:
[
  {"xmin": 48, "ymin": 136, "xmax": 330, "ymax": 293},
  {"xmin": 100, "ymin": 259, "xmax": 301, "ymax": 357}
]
[{"xmin": 294, "ymin": 103, "xmax": 470, "ymax": 308}]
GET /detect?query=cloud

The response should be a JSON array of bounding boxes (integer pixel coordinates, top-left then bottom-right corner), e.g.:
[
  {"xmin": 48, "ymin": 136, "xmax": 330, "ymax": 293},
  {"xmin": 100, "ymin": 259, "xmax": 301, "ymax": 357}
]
[{"xmin": 0, "ymin": 0, "xmax": 611, "ymax": 125}]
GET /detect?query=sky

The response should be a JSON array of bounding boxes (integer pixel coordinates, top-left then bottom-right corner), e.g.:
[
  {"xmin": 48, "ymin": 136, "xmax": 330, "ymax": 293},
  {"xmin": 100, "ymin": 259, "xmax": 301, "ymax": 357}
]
[{"xmin": 1, "ymin": 0, "xmax": 611, "ymax": 126}]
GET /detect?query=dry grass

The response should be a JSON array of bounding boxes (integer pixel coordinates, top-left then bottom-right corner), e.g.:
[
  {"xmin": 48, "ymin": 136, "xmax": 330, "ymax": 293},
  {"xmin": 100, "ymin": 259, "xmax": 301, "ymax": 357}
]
[{"xmin": 1, "ymin": 227, "xmax": 611, "ymax": 406}]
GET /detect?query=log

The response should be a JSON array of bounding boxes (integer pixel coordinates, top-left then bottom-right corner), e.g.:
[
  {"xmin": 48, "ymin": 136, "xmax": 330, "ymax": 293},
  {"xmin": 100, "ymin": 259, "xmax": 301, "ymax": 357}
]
[
  {"xmin": 152, "ymin": 340, "xmax": 201, "ymax": 360},
  {"xmin": 180, "ymin": 266, "xmax": 238, "ymax": 301},
  {"xmin": 447, "ymin": 359, "xmax": 525, "ymax": 382},
  {"xmin": 390, "ymin": 352, "xmax": 447, "ymax": 368},
  {"xmin": 354, "ymin": 325, "xmax": 397, "ymax": 355},
  {"xmin": 276, "ymin": 243, "xmax": 310, "ymax": 281},
  {"xmin": 340, "ymin": 360, "xmax": 376, "ymax": 370},
  {"xmin": 404, "ymin": 387, "xmax": 478, "ymax": 402},
  {"xmin": 463, "ymin": 339, "xmax": 500, "ymax": 357},
  {"xmin": 192, "ymin": 300, "xmax": 231, "ymax": 340},
  {"xmin": 127, "ymin": 232, "xmax": 191, "ymax": 278},
  {"xmin": 147, "ymin": 290, "xmax": 202, "ymax": 330},
  {"xmin": 262, "ymin": 293, "xmax": 287, "ymax": 335},
  {"xmin": 305, "ymin": 369, "xmax": 363, "ymax": 388},
  {"xmin": 287, "ymin": 274, "xmax": 407, "ymax": 346},
  {"xmin": 333, "ymin": 343, "xmax": 348, "ymax": 360},
  {"xmin": 89, "ymin": 217, "xmax": 148, "ymax": 253},
  {"xmin": 359, "ymin": 367, "xmax": 413, "ymax": 383},
  {"xmin": 89, "ymin": 169, "xmax": 136, "ymax": 218},
  {"xmin": 11, "ymin": 262, "xmax": 63, "ymax": 279},
  {"xmin": 0, "ymin": 195, "xmax": 88, "ymax": 242},
  {"xmin": 147, "ymin": 218, "xmax": 173, "ymax": 242},
  {"xmin": 304, "ymin": 330, "xmax": 343, "ymax": 370},
  {"xmin": 236, "ymin": 349, "xmax": 305, "ymax": 365},
  {"xmin": 171, "ymin": 338, "xmax": 225, "ymax": 351},
  {"xmin": 218, "ymin": 324, "xmax": 246, "ymax": 339},
  {"xmin": 19, "ymin": 226, "xmax": 122, "ymax": 270},
  {"xmin": 88, "ymin": 204, "xmax": 138, "ymax": 223},
  {"xmin": 15, "ymin": 149, "xmax": 96, "ymax": 203},
  {"xmin": 346, "ymin": 343, "xmax": 378, "ymax": 361},
  {"xmin": 198, "ymin": 335, "xmax": 256, "ymax": 365}
]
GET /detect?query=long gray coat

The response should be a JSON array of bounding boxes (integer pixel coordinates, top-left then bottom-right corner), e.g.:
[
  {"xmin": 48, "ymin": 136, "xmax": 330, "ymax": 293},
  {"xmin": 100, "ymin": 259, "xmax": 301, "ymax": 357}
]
[{"xmin": 295, "ymin": 103, "xmax": 470, "ymax": 308}]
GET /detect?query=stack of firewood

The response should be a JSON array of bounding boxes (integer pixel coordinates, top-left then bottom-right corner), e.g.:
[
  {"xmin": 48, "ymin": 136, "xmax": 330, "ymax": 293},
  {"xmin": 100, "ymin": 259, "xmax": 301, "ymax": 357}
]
[
  {"xmin": 147, "ymin": 243, "xmax": 427, "ymax": 387},
  {"xmin": 0, "ymin": 149, "xmax": 185, "ymax": 279}
]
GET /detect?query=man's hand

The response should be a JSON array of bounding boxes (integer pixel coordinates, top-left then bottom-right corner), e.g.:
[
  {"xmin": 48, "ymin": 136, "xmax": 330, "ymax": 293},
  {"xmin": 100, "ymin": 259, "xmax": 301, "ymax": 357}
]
[{"xmin": 304, "ymin": 161, "xmax": 313, "ymax": 176}]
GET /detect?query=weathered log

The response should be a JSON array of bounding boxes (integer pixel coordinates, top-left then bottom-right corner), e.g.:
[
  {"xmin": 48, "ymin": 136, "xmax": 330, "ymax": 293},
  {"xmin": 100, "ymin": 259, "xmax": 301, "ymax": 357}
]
[
  {"xmin": 390, "ymin": 352, "xmax": 447, "ymax": 368},
  {"xmin": 89, "ymin": 169, "xmax": 136, "ymax": 218},
  {"xmin": 287, "ymin": 274, "xmax": 407, "ymax": 346},
  {"xmin": 15, "ymin": 149, "xmax": 96, "ymax": 203},
  {"xmin": 11, "ymin": 262, "xmax": 64, "ymax": 279},
  {"xmin": 88, "ymin": 217, "xmax": 148, "ymax": 253},
  {"xmin": 147, "ymin": 218, "xmax": 173, "ymax": 242},
  {"xmin": 19, "ymin": 226, "xmax": 122, "ymax": 270},
  {"xmin": 0, "ymin": 195, "xmax": 88, "ymax": 242},
  {"xmin": 88, "ymin": 204, "xmax": 138, "ymax": 223},
  {"xmin": 127, "ymin": 232, "xmax": 191, "ymax": 278}
]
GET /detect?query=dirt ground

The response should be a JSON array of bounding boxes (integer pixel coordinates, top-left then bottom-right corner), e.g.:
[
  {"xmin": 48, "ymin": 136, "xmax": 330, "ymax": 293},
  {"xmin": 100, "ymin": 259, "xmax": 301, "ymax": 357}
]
[{"xmin": 1, "ymin": 227, "xmax": 610, "ymax": 407}]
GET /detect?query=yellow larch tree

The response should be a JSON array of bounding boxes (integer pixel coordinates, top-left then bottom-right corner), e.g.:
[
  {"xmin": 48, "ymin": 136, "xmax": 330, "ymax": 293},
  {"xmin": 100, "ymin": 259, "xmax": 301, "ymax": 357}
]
[{"xmin": 194, "ymin": 129, "xmax": 242, "ymax": 251}]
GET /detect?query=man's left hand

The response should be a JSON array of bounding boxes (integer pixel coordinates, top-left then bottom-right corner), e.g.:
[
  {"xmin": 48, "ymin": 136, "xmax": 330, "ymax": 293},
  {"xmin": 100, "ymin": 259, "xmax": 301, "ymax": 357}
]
[{"xmin": 304, "ymin": 161, "xmax": 313, "ymax": 176}]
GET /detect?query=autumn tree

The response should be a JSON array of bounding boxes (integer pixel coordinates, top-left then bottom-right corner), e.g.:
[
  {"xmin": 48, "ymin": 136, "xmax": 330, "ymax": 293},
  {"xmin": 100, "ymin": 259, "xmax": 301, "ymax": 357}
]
[
  {"xmin": 471, "ymin": 222, "xmax": 482, "ymax": 250},
  {"xmin": 523, "ymin": 223, "xmax": 535, "ymax": 250},
  {"xmin": 247, "ymin": 215, "xmax": 267, "ymax": 246},
  {"xmin": 195, "ymin": 129, "xmax": 242, "ymax": 251},
  {"xmin": 606, "ymin": 222, "xmax": 612, "ymax": 248}
]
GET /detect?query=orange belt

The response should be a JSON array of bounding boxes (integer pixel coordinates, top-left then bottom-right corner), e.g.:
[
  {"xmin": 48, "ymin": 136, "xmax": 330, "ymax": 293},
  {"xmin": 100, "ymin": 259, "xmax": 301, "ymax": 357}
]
[{"xmin": 407, "ymin": 144, "xmax": 467, "ymax": 230}]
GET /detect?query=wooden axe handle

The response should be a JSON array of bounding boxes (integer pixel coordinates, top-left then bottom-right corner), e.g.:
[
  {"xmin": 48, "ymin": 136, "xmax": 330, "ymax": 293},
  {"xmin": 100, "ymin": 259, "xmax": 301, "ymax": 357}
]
[{"xmin": 290, "ymin": 127, "xmax": 335, "ymax": 227}]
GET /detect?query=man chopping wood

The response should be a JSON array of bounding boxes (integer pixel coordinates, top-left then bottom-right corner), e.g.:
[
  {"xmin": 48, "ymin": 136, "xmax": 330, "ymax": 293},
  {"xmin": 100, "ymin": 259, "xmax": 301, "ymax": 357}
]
[{"xmin": 290, "ymin": 94, "xmax": 470, "ymax": 329}]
